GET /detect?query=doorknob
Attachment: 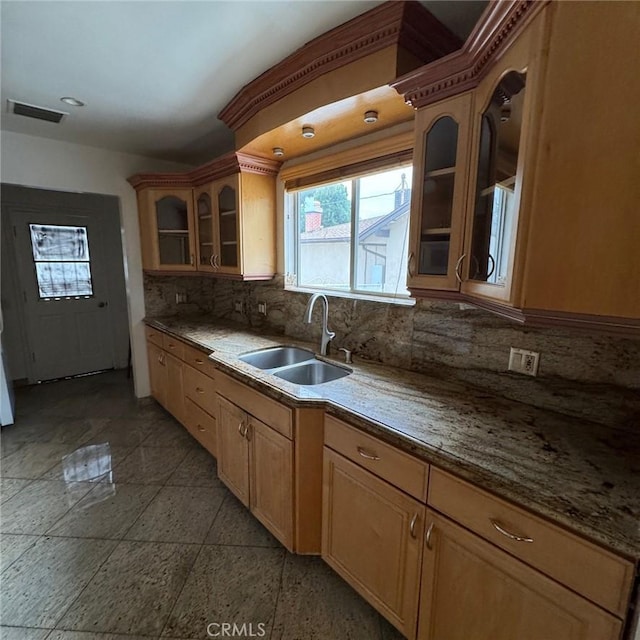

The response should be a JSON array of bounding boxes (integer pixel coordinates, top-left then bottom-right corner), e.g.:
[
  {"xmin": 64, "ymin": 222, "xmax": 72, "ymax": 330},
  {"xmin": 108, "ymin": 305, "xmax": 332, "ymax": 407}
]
[{"xmin": 98, "ymin": 301, "xmax": 108, "ymax": 308}]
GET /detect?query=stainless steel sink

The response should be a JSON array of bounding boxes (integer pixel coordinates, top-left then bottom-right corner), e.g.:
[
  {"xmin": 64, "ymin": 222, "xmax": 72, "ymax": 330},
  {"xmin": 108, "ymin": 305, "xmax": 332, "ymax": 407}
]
[
  {"xmin": 238, "ymin": 346, "xmax": 315, "ymax": 370},
  {"xmin": 273, "ymin": 360, "xmax": 351, "ymax": 385}
]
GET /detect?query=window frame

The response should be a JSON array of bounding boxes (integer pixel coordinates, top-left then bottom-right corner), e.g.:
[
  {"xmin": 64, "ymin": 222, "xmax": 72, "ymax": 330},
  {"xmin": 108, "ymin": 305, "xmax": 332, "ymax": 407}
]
[{"xmin": 284, "ymin": 164, "xmax": 415, "ymax": 305}]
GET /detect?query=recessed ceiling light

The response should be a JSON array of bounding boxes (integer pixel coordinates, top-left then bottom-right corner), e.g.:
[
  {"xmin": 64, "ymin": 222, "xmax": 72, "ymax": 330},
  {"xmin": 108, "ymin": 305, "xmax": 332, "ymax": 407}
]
[
  {"xmin": 60, "ymin": 97, "xmax": 85, "ymax": 107},
  {"xmin": 301, "ymin": 126, "xmax": 315, "ymax": 139},
  {"xmin": 364, "ymin": 110, "xmax": 378, "ymax": 124},
  {"xmin": 272, "ymin": 147, "xmax": 285, "ymax": 157}
]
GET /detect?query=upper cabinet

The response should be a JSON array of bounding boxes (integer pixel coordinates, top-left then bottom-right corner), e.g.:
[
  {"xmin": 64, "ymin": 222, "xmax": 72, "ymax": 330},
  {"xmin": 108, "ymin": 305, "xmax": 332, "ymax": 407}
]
[
  {"xmin": 130, "ymin": 152, "xmax": 280, "ymax": 280},
  {"xmin": 397, "ymin": 0, "xmax": 640, "ymax": 332}
]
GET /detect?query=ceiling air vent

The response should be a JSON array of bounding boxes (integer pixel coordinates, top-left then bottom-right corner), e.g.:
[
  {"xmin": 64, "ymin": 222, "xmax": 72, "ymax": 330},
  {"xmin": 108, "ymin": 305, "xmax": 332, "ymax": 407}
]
[{"xmin": 7, "ymin": 99, "xmax": 67, "ymax": 123}]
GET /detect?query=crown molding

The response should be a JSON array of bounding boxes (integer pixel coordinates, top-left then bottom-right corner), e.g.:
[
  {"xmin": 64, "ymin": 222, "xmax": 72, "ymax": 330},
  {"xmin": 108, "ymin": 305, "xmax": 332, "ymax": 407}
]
[
  {"xmin": 128, "ymin": 152, "xmax": 282, "ymax": 191},
  {"xmin": 392, "ymin": 0, "xmax": 551, "ymax": 110},
  {"xmin": 218, "ymin": 1, "xmax": 460, "ymax": 132}
]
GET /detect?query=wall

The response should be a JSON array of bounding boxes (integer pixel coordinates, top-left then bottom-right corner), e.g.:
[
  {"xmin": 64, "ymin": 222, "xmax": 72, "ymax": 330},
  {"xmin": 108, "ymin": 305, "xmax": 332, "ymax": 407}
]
[
  {"xmin": 144, "ymin": 274, "xmax": 640, "ymax": 431},
  {"xmin": 0, "ymin": 130, "xmax": 191, "ymax": 396}
]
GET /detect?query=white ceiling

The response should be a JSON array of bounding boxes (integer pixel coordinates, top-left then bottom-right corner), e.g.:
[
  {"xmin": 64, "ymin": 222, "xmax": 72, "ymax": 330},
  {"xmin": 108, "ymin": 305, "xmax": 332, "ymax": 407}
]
[{"xmin": 1, "ymin": 1, "xmax": 487, "ymax": 165}]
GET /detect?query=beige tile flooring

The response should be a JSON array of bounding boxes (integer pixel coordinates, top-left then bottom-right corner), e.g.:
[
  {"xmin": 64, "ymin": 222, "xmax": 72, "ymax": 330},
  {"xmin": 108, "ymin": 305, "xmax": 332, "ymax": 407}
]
[{"xmin": 1, "ymin": 371, "xmax": 403, "ymax": 640}]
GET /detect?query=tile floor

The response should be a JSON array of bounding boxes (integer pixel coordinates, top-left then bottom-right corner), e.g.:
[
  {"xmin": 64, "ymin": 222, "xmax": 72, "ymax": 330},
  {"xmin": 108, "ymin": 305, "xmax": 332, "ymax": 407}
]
[{"xmin": 1, "ymin": 370, "xmax": 403, "ymax": 640}]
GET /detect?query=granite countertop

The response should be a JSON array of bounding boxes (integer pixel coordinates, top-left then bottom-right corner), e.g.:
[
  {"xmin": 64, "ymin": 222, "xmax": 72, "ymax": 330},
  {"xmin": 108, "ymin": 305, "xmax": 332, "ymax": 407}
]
[{"xmin": 145, "ymin": 316, "xmax": 640, "ymax": 563}]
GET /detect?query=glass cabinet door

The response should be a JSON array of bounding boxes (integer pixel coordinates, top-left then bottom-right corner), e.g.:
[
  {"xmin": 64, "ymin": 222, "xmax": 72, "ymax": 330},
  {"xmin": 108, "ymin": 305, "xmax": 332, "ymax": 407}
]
[
  {"xmin": 155, "ymin": 195, "xmax": 193, "ymax": 267},
  {"xmin": 409, "ymin": 93, "xmax": 472, "ymax": 291},
  {"xmin": 195, "ymin": 191, "xmax": 214, "ymax": 270},
  {"xmin": 468, "ymin": 70, "xmax": 527, "ymax": 288},
  {"xmin": 216, "ymin": 181, "xmax": 239, "ymax": 271}
]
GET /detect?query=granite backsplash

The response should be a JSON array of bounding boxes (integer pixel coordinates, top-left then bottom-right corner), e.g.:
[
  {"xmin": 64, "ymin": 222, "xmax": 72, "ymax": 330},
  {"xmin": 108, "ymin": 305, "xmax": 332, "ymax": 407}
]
[{"xmin": 144, "ymin": 274, "xmax": 640, "ymax": 430}]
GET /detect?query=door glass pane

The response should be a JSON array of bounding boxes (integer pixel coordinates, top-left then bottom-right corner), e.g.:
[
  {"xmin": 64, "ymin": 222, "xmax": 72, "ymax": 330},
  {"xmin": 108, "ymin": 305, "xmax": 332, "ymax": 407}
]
[
  {"xmin": 217, "ymin": 186, "xmax": 238, "ymax": 268},
  {"xmin": 29, "ymin": 224, "xmax": 93, "ymax": 298},
  {"xmin": 419, "ymin": 116, "xmax": 458, "ymax": 276},
  {"xmin": 297, "ymin": 181, "xmax": 352, "ymax": 290},
  {"xmin": 470, "ymin": 71, "xmax": 526, "ymax": 284},
  {"xmin": 155, "ymin": 196, "xmax": 190, "ymax": 265},
  {"xmin": 354, "ymin": 168, "xmax": 411, "ymax": 295},
  {"xmin": 196, "ymin": 192, "xmax": 213, "ymax": 266}
]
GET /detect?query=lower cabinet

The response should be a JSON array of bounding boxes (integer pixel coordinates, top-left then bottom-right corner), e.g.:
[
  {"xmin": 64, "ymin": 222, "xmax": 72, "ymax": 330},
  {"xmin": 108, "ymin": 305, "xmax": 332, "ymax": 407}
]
[
  {"xmin": 164, "ymin": 352, "xmax": 184, "ymax": 423},
  {"xmin": 322, "ymin": 447, "xmax": 425, "ymax": 638},
  {"xmin": 418, "ymin": 511, "xmax": 623, "ymax": 640},
  {"xmin": 217, "ymin": 394, "xmax": 294, "ymax": 550},
  {"xmin": 147, "ymin": 341, "xmax": 167, "ymax": 408}
]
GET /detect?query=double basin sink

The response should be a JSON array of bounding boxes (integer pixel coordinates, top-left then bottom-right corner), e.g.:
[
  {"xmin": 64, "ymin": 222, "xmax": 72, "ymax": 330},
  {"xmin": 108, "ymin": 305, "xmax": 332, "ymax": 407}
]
[{"xmin": 238, "ymin": 346, "xmax": 351, "ymax": 386}]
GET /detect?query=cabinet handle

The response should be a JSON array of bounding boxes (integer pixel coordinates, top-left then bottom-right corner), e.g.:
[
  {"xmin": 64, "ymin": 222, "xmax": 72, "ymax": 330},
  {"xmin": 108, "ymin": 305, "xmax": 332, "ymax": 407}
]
[
  {"xmin": 409, "ymin": 513, "xmax": 419, "ymax": 539},
  {"xmin": 454, "ymin": 253, "xmax": 466, "ymax": 284},
  {"xmin": 195, "ymin": 387, "xmax": 204, "ymax": 394},
  {"xmin": 425, "ymin": 522, "xmax": 435, "ymax": 550},
  {"xmin": 357, "ymin": 446, "xmax": 380, "ymax": 461},
  {"xmin": 209, "ymin": 255, "xmax": 215, "ymax": 268},
  {"xmin": 168, "ymin": 343, "xmax": 175, "ymax": 349},
  {"xmin": 190, "ymin": 254, "xmax": 195, "ymax": 266},
  {"xmin": 195, "ymin": 358, "xmax": 205, "ymax": 365},
  {"xmin": 490, "ymin": 519, "xmax": 534, "ymax": 543},
  {"xmin": 197, "ymin": 424, "xmax": 206, "ymax": 432},
  {"xmin": 245, "ymin": 423, "xmax": 252, "ymax": 441},
  {"xmin": 486, "ymin": 252, "xmax": 496, "ymax": 279},
  {"xmin": 407, "ymin": 251, "xmax": 415, "ymax": 278},
  {"xmin": 238, "ymin": 421, "xmax": 245, "ymax": 438}
]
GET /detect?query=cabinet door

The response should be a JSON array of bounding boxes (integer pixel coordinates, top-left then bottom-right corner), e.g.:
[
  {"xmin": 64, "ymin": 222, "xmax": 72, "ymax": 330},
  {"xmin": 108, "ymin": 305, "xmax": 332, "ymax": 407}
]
[
  {"xmin": 194, "ymin": 186, "xmax": 215, "ymax": 272},
  {"xmin": 322, "ymin": 448, "xmax": 425, "ymax": 638},
  {"xmin": 164, "ymin": 352, "xmax": 184, "ymax": 423},
  {"xmin": 213, "ymin": 175, "xmax": 241, "ymax": 275},
  {"xmin": 249, "ymin": 416, "xmax": 293, "ymax": 550},
  {"xmin": 147, "ymin": 341, "xmax": 167, "ymax": 408},
  {"xmin": 418, "ymin": 511, "xmax": 622, "ymax": 640},
  {"xmin": 148, "ymin": 189, "xmax": 196, "ymax": 271},
  {"xmin": 408, "ymin": 93, "xmax": 472, "ymax": 292},
  {"xmin": 216, "ymin": 395, "xmax": 250, "ymax": 506}
]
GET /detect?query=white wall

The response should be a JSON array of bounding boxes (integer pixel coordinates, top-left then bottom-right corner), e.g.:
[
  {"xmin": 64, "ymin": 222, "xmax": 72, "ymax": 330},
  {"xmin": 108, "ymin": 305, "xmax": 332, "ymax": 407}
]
[{"xmin": 0, "ymin": 130, "xmax": 192, "ymax": 397}]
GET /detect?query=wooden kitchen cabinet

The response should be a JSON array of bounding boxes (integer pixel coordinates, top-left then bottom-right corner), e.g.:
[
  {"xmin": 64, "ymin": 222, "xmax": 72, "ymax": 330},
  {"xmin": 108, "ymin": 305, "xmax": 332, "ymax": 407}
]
[
  {"xmin": 164, "ymin": 352, "xmax": 184, "ymax": 424},
  {"xmin": 146, "ymin": 341, "xmax": 168, "ymax": 408},
  {"xmin": 322, "ymin": 447, "xmax": 425, "ymax": 638},
  {"xmin": 395, "ymin": 1, "xmax": 640, "ymax": 329},
  {"xmin": 130, "ymin": 152, "xmax": 280, "ymax": 280},
  {"xmin": 137, "ymin": 188, "xmax": 197, "ymax": 272},
  {"xmin": 418, "ymin": 510, "xmax": 623, "ymax": 640},
  {"xmin": 216, "ymin": 393, "xmax": 294, "ymax": 549}
]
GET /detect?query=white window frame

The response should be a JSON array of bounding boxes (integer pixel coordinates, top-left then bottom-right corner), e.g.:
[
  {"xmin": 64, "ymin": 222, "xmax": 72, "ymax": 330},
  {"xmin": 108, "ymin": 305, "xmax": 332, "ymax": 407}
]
[{"xmin": 284, "ymin": 167, "xmax": 415, "ymax": 306}]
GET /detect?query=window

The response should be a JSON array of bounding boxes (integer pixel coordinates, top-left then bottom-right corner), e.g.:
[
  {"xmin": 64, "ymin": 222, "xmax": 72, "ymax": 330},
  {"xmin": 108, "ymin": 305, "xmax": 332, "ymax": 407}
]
[
  {"xmin": 29, "ymin": 224, "xmax": 94, "ymax": 299},
  {"xmin": 286, "ymin": 165, "xmax": 412, "ymax": 300}
]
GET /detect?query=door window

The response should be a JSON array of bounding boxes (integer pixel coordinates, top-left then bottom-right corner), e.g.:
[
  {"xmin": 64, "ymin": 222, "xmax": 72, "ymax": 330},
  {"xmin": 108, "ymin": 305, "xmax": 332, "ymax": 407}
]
[{"xmin": 29, "ymin": 224, "xmax": 94, "ymax": 299}]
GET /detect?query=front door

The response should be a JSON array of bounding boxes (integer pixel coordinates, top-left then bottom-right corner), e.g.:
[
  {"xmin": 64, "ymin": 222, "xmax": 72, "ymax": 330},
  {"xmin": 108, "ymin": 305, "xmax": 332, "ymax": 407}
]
[{"xmin": 11, "ymin": 208, "xmax": 116, "ymax": 381}]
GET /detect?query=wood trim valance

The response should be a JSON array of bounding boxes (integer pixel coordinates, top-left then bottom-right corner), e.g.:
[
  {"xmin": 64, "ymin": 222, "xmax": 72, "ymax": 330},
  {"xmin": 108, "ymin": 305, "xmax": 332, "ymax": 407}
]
[{"xmin": 281, "ymin": 131, "xmax": 414, "ymax": 191}]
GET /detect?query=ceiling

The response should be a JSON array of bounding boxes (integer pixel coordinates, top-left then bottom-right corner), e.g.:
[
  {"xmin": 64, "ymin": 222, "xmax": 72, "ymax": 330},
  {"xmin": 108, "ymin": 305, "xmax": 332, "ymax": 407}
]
[{"xmin": 0, "ymin": 1, "xmax": 487, "ymax": 166}]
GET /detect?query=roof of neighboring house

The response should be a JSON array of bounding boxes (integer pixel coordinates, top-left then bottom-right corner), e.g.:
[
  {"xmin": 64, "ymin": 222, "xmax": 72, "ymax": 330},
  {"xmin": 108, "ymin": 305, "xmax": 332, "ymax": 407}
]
[{"xmin": 301, "ymin": 200, "xmax": 410, "ymax": 243}]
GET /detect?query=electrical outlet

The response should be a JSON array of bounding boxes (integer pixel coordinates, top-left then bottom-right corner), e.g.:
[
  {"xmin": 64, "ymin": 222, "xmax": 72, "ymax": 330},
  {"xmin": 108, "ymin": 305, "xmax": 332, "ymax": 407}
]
[
  {"xmin": 508, "ymin": 348, "xmax": 540, "ymax": 377},
  {"xmin": 175, "ymin": 292, "xmax": 188, "ymax": 304},
  {"xmin": 234, "ymin": 299, "xmax": 244, "ymax": 314},
  {"xmin": 257, "ymin": 301, "xmax": 267, "ymax": 315}
]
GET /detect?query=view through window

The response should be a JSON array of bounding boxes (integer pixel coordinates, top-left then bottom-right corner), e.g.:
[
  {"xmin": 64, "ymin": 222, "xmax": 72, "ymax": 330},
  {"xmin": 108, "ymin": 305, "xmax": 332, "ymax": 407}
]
[{"xmin": 290, "ymin": 165, "xmax": 412, "ymax": 298}]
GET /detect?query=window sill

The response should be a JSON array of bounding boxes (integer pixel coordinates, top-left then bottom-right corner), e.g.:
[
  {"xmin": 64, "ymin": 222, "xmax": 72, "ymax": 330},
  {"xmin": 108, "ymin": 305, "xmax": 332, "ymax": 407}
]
[{"xmin": 284, "ymin": 285, "xmax": 416, "ymax": 307}]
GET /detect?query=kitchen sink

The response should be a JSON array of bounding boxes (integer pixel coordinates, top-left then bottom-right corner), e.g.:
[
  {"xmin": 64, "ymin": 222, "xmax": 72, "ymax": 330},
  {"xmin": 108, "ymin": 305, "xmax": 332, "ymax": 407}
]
[
  {"xmin": 238, "ymin": 346, "xmax": 315, "ymax": 370},
  {"xmin": 273, "ymin": 360, "xmax": 351, "ymax": 385}
]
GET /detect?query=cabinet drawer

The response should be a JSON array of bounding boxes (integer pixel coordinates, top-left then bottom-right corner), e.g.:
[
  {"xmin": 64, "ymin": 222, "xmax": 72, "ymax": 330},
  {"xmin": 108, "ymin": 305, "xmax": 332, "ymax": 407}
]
[
  {"xmin": 324, "ymin": 416, "xmax": 428, "ymax": 502},
  {"xmin": 145, "ymin": 326, "xmax": 164, "ymax": 347},
  {"xmin": 182, "ymin": 342, "xmax": 216, "ymax": 378},
  {"xmin": 428, "ymin": 468, "xmax": 634, "ymax": 616},
  {"xmin": 183, "ymin": 364, "xmax": 217, "ymax": 417},
  {"xmin": 216, "ymin": 370, "xmax": 292, "ymax": 439},
  {"xmin": 183, "ymin": 397, "xmax": 216, "ymax": 457},
  {"xmin": 163, "ymin": 335, "xmax": 186, "ymax": 360}
]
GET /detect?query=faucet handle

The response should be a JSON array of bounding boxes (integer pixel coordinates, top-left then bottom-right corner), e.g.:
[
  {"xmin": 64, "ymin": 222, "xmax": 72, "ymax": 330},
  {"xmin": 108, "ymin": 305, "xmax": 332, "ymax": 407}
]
[{"xmin": 338, "ymin": 348, "xmax": 353, "ymax": 364}]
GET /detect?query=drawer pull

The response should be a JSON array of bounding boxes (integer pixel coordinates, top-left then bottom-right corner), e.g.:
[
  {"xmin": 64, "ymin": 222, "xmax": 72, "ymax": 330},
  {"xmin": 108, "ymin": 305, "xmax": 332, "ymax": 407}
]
[
  {"xmin": 168, "ymin": 343, "xmax": 176, "ymax": 349},
  {"xmin": 196, "ymin": 387, "xmax": 205, "ymax": 394},
  {"xmin": 490, "ymin": 519, "xmax": 534, "ymax": 543},
  {"xmin": 197, "ymin": 425, "xmax": 205, "ymax": 432},
  {"xmin": 409, "ymin": 512, "xmax": 418, "ymax": 539},
  {"xmin": 425, "ymin": 522, "xmax": 435, "ymax": 550},
  {"xmin": 238, "ymin": 422, "xmax": 248, "ymax": 438},
  {"xmin": 357, "ymin": 446, "xmax": 380, "ymax": 461},
  {"xmin": 195, "ymin": 359, "xmax": 205, "ymax": 364}
]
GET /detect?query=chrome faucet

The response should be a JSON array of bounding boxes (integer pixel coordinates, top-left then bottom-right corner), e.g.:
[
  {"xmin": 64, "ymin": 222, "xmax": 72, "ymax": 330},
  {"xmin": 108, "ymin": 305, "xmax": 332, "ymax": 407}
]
[{"xmin": 303, "ymin": 293, "xmax": 335, "ymax": 356}]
